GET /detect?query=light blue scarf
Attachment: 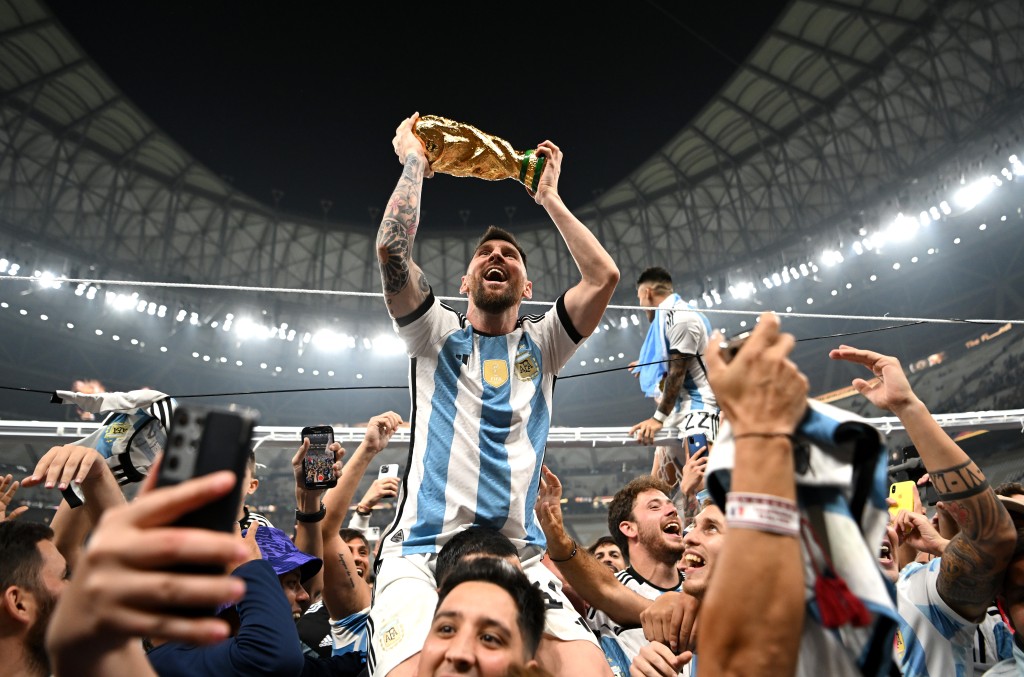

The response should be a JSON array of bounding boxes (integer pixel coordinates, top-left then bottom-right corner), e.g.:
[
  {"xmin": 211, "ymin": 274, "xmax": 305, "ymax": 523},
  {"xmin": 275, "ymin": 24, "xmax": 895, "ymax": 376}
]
[{"xmin": 636, "ymin": 293, "xmax": 682, "ymax": 398}]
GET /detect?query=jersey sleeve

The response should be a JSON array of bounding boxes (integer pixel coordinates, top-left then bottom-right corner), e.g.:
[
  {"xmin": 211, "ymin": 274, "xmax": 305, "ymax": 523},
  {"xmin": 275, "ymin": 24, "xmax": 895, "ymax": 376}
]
[
  {"xmin": 392, "ymin": 290, "xmax": 462, "ymax": 357},
  {"xmin": 521, "ymin": 294, "xmax": 583, "ymax": 374},
  {"xmin": 665, "ymin": 310, "xmax": 706, "ymax": 356}
]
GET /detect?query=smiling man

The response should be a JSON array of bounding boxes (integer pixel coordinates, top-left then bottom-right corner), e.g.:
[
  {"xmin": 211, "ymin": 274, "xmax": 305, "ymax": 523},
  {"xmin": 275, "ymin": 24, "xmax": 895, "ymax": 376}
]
[{"xmin": 369, "ymin": 114, "xmax": 619, "ymax": 677}]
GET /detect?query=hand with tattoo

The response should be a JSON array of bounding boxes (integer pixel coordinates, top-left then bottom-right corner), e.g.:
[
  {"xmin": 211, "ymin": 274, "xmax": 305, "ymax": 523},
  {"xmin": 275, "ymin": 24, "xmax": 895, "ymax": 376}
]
[{"xmin": 392, "ymin": 113, "xmax": 433, "ymax": 177}]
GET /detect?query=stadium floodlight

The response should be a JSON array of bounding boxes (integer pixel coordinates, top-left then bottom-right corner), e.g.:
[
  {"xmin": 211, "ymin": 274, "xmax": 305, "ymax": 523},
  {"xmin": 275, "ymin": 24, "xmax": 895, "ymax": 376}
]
[
  {"xmin": 929, "ymin": 206, "xmax": 941, "ymax": 220},
  {"xmin": 762, "ymin": 277, "xmax": 773, "ymax": 289},
  {"xmin": 729, "ymin": 282, "xmax": 754, "ymax": 300},
  {"xmin": 884, "ymin": 213, "xmax": 917, "ymax": 243},
  {"xmin": 372, "ymin": 334, "xmax": 408, "ymax": 355},
  {"xmin": 852, "ymin": 241, "xmax": 864, "ymax": 256},
  {"xmin": 234, "ymin": 318, "xmax": 269, "ymax": 341},
  {"xmin": 771, "ymin": 272, "xmax": 782, "ymax": 286},
  {"xmin": 953, "ymin": 177, "xmax": 996, "ymax": 210},
  {"xmin": 710, "ymin": 289, "xmax": 722, "ymax": 305},
  {"xmin": 0, "ymin": 259, "xmax": 7, "ymax": 273},
  {"xmin": 312, "ymin": 328, "xmax": 355, "ymax": 351},
  {"xmin": 919, "ymin": 211, "xmax": 931, "ymax": 226},
  {"xmin": 1010, "ymin": 155, "xmax": 1024, "ymax": 176}
]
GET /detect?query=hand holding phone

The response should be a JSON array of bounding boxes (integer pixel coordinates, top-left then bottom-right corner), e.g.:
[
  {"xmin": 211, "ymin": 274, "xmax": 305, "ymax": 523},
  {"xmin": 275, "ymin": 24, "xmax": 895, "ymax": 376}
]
[
  {"xmin": 888, "ymin": 480, "xmax": 916, "ymax": 519},
  {"xmin": 156, "ymin": 405, "xmax": 256, "ymax": 533},
  {"xmin": 300, "ymin": 426, "xmax": 338, "ymax": 489}
]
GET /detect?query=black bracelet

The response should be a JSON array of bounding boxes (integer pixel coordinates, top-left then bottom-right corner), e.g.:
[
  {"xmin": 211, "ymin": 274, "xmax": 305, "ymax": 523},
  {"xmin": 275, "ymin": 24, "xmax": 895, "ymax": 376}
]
[
  {"xmin": 549, "ymin": 539, "xmax": 577, "ymax": 563},
  {"xmin": 295, "ymin": 503, "xmax": 326, "ymax": 523}
]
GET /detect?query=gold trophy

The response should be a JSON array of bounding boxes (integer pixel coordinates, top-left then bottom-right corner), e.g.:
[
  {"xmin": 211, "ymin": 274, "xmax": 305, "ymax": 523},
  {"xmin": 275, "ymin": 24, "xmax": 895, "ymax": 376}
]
[{"xmin": 413, "ymin": 115, "xmax": 546, "ymax": 193}]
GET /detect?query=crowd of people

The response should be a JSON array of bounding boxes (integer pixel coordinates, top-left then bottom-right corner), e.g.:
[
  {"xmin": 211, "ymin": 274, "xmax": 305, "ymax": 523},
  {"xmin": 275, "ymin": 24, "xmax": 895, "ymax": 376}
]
[{"xmin": 1, "ymin": 114, "xmax": 1022, "ymax": 677}]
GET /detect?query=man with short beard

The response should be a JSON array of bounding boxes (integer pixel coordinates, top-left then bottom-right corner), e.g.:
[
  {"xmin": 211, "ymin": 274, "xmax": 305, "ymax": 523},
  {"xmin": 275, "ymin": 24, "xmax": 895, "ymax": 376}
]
[
  {"xmin": 0, "ymin": 521, "xmax": 68, "ymax": 677},
  {"xmin": 539, "ymin": 472, "xmax": 688, "ymax": 675},
  {"xmin": 369, "ymin": 114, "xmax": 619, "ymax": 677}
]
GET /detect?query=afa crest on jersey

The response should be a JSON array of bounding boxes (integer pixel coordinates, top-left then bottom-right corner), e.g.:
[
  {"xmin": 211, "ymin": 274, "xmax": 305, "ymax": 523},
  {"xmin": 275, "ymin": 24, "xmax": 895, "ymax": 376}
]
[{"xmin": 514, "ymin": 349, "xmax": 539, "ymax": 381}]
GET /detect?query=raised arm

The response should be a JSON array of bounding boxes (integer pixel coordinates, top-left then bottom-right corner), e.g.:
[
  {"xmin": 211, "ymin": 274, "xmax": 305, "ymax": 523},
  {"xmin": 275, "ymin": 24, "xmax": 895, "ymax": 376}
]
[
  {"xmin": 536, "ymin": 466, "xmax": 650, "ymax": 625},
  {"xmin": 830, "ymin": 345, "xmax": 1016, "ymax": 621},
  {"xmin": 320, "ymin": 412, "xmax": 402, "ymax": 619},
  {"xmin": 532, "ymin": 141, "xmax": 619, "ymax": 337},
  {"xmin": 377, "ymin": 114, "xmax": 432, "ymax": 319},
  {"xmin": 699, "ymin": 313, "xmax": 807, "ymax": 677},
  {"xmin": 289, "ymin": 439, "xmax": 344, "ymax": 603},
  {"xmin": 23, "ymin": 445, "xmax": 128, "ymax": 570},
  {"xmin": 630, "ymin": 356, "xmax": 692, "ymax": 446}
]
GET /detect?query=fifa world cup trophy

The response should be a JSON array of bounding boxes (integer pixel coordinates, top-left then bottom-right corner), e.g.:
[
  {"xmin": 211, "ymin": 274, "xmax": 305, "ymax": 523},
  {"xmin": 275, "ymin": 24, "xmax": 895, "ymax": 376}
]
[{"xmin": 413, "ymin": 115, "xmax": 546, "ymax": 193}]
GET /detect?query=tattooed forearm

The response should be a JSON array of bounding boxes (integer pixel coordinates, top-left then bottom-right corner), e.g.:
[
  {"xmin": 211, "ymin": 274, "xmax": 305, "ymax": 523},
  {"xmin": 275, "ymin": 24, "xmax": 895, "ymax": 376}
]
[
  {"xmin": 378, "ymin": 219, "xmax": 411, "ymax": 297},
  {"xmin": 338, "ymin": 554, "xmax": 356, "ymax": 590},
  {"xmin": 658, "ymin": 358, "xmax": 688, "ymax": 416},
  {"xmin": 937, "ymin": 535, "xmax": 999, "ymax": 614},
  {"xmin": 931, "ymin": 459, "xmax": 988, "ymax": 501},
  {"xmin": 376, "ymin": 156, "xmax": 425, "ymax": 298}
]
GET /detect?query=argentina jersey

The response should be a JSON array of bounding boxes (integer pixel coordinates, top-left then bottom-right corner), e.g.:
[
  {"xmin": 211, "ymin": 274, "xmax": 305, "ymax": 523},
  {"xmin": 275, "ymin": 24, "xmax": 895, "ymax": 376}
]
[
  {"xmin": 894, "ymin": 559, "xmax": 979, "ymax": 677},
  {"xmin": 664, "ymin": 298, "xmax": 717, "ymax": 414},
  {"xmin": 381, "ymin": 291, "xmax": 582, "ymax": 559}
]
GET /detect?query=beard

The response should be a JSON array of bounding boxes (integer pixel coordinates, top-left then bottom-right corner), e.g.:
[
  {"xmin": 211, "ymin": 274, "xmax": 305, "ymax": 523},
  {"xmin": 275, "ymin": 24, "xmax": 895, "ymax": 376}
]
[
  {"xmin": 637, "ymin": 523, "xmax": 685, "ymax": 566},
  {"xmin": 25, "ymin": 588, "xmax": 55, "ymax": 676},
  {"xmin": 470, "ymin": 279, "xmax": 521, "ymax": 314}
]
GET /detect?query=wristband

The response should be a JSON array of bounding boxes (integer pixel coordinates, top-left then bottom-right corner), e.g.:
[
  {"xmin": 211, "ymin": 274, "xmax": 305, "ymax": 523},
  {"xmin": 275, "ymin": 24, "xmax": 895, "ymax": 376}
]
[
  {"xmin": 652, "ymin": 410, "xmax": 668, "ymax": 423},
  {"xmin": 725, "ymin": 492, "xmax": 800, "ymax": 537},
  {"xmin": 356, "ymin": 504, "xmax": 372, "ymax": 517},
  {"xmin": 295, "ymin": 503, "xmax": 326, "ymax": 523},
  {"xmin": 549, "ymin": 539, "xmax": 577, "ymax": 563}
]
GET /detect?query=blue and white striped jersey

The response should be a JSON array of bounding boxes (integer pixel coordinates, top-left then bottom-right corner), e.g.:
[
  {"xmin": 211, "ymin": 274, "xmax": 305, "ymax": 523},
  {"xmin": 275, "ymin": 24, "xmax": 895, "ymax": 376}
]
[
  {"xmin": 895, "ymin": 558, "xmax": 980, "ymax": 677},
  {"xmin": 661, "ymin": 296, "xmax": 717, "ymax": 414},
  {"xmin": 380, "ymin": 292, "xmax": 582, "ymax": 560}
]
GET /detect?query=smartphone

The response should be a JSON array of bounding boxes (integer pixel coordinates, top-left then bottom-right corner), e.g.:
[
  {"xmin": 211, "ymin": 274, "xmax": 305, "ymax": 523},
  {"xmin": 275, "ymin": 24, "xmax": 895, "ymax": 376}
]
[
  {"xmin": 366, "ymin": 526, "xmax": 381, "ymax": 542},
  {"xmin": 889, "ymin": 480, "xmax": 916, "ymax": 518},
  {"xmin": 720, "ymin": 331, "xmax": 751, "ymax": 364},
  {"xmin": 378, "ymin": 463, "xmax": 399, "ymax": 481},
  {"xmin": 687, "ymin": 434, "xmax": 708, "ymax": 457},
  {"xmin": 156, "ymin": 405, "xmax": 256, "ymax": 530},
  {"xmin": 155, "ymin": 405, "xmax": 256, "ymax": 614},
  {"xmin": 301, "ymin": 425, "xmax": 337, "ymax": 489}
]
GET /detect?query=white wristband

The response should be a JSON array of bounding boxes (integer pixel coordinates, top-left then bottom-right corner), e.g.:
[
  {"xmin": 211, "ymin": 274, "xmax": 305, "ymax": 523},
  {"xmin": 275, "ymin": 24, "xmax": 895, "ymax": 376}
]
[
  {"xmin": 725, "ymin": 492, "xmax": 800, "ymax": 537},
  {"xmin": 652, "ymin": 410, "xmax": 667, "ymax": 423}
]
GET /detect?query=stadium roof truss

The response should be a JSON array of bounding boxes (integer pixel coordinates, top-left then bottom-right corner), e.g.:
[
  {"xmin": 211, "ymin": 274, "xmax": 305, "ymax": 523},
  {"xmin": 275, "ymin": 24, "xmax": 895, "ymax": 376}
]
[{"xmin": 0, "ymin": 0, "xmax": 1022, "ymax": 310}]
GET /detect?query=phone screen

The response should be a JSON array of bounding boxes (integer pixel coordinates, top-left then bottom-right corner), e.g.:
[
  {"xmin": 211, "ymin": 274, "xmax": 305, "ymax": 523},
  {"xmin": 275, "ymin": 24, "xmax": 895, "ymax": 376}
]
[{"xmin": 303, "ymin": 429, "xmax": 336, "ymax": 488}]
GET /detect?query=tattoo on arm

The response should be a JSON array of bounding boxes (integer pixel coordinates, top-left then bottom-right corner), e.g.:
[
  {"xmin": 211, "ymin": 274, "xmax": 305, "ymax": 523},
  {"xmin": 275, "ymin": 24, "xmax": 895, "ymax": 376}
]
[
  {"xmin": 931, "ymin": 459, "xmax": 988, "ymax": 501},
  {"xmin": 658, "ymin": 357, "xmax": 690, "ymax": 416},
  {"xmin": 337, "ymin": 554, "xmax": 356, "ymax": 590},
  {"xmin": 376, "ymin": 156, "xmax": 425, "ymax": 300},
  {"xmin": 931, "ymin": 459, "xmax": 1014, "ymax": 617}
]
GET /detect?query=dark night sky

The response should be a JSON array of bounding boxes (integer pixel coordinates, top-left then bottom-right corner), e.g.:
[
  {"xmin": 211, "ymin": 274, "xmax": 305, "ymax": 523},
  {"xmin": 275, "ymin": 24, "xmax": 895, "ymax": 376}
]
[{"xmin": 46, "ymin": 1, "xmax": 791, "ymax": 228}]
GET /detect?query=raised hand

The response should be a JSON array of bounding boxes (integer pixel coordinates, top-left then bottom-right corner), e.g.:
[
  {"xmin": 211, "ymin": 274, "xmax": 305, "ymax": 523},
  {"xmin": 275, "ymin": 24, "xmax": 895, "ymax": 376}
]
[
  {"xmin": 532, "ymin": 140, "xmax": 562, "ymax": 205},
  {"xmin": 827, "ymin": 345, "xmax": 918, "ymax": 414},
  {"xmin": 0, "ymin": 474, "xmax": 27, "ymax": 521},
  {"xmin": 363, "ymin": 411, "xmax": 403, "ymax": 454},
  {"xmin": 23, "ymin": 444, "xmax": 107, "ymax": 491}
]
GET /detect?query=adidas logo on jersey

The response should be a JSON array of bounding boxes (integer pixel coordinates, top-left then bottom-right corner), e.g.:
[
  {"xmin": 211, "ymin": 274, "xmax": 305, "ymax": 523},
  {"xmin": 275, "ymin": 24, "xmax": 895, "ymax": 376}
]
[{"xmin": 390, "ymin": 529, "xmax": 404, "ymax": 544}]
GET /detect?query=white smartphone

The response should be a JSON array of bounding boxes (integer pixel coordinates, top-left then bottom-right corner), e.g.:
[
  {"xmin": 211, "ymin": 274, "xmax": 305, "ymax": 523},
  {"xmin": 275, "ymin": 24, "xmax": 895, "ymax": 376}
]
[
  {"xmin": 366, "ymin": 526, "xmax": 381, "ymax": 541},
  {"xmin": 378, "ymin": 463, "xmax": 399, "ymax": 481}
]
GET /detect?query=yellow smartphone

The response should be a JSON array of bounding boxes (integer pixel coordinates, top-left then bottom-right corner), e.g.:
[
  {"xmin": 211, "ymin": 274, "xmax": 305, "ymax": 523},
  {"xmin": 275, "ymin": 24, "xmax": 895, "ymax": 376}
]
[{"xmin": 889, "ymin": 481, "xmax": 916, "ymax": 518}]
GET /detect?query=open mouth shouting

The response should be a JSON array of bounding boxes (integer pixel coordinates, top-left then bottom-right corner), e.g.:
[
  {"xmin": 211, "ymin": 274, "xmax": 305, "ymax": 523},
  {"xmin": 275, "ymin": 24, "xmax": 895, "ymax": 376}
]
[
  {"xmin": 682, "ymin": 550, "xmax": 707, "ymax": 576},
  {"xmin": 663, "ymin": 520, "xmax": 683, "ymax": 539},
  {"xmin": 483, "ymin": 267, "xmax": 508, "ymax": 283}
]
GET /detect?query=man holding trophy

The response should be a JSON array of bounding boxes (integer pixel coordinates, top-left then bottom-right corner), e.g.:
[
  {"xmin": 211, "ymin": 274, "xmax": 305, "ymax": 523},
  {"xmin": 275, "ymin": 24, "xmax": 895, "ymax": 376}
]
[{"xmin": 369, "ymin": 114, "xmax": 619, "ymax": 677}]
